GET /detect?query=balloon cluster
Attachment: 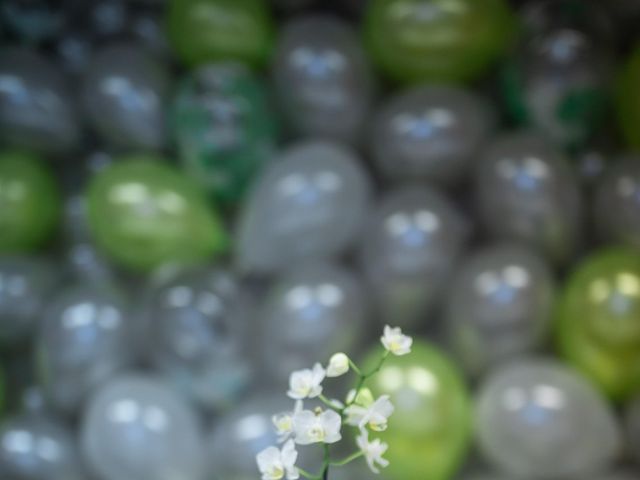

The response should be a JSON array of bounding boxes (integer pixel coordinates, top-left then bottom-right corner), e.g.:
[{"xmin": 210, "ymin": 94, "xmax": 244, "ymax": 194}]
[{"xmin": 0, "ymin": 0, "xmax": 639, "ymax": 479}]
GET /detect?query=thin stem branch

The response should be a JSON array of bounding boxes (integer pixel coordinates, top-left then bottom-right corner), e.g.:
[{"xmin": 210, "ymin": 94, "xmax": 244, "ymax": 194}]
[
  {"xmin": 298, "ymin": 468, "xmax": 321, "ymax": 480},
  {"xmin": 330, "ymin": 451, "xmax": 364, "ymax": 466}
]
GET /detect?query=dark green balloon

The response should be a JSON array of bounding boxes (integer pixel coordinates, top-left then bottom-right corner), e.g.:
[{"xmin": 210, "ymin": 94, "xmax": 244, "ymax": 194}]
[{"xmin": 0, "ymin": 151, "xmax": 60, "ymax": 252}]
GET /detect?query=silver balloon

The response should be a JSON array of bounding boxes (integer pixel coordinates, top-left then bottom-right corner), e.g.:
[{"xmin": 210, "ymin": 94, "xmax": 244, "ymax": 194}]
[
  {"xmin": 446, "ymin": 243, "xmax": 555, "ymax": 376},
  {"xmin": 360, "ymin": 185, "xmax": 470, "ymax": 328},
  {"xmin": 140, "ymin": 266, "xmax": 253, "ymax": 411},
  {"xmin": 475, "ymin": 131, "xmax": 583, "ymax": 264},
  {"xmin": 258, "ymin": 261, "xmax": 366, "ymax": 384},
  {"xmin": 476, "ymin": 358, "xmax": 621, "ymax": 479},
  {"xmin": 0, "ymin": 257, "xmax": 57, "ymax": 343},
  {"xmin": 590, "ymin": 472, "xmax": 638, "ymax": 480},
  {"xmin": 371, "ymin": 85, "xmax": 496, "ymax": 185},
  {"xmin": 0, "ymin": 47, "xmax": 80, "ymax": 154},
  {"xmin": 594, "ymin": 155, "xmax": 640, "ymax": 249},
  {"xmin": 272, "ymin": 15, "xmax": 374, "ymax": 145},
  {"xmin": 81, "ymin": 374, "xmax": 206, "ymax": 480},
  {"xmin": 36, "ymin": 283, "xmax": 134, "ymax": 415},
  {"xmin": 81, "ymin": 42, "xmax": 171, "ymax": 150},
  {"xmin": 236, "ymin": 141, "xmax": 372, "ymax": 275},
  {"xmin": 0, "ymin": 413, "xmax": 85, "ymax": 480}
]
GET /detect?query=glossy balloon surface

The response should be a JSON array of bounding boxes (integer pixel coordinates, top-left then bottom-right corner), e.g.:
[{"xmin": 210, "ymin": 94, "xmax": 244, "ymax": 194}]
[
  {"xmin": 360, "ymin": 186, "xmax": 469, "ymax": 327},
  {"xmin": 365, "ymin": 340, "xmax": 472, "ymax": 480},
  {"xmin": 236, "ymin": 141, "xmax": 372, "ymax": 275},
  {"xmin": 81, "ymin": 375, "xmax": 206, "ymax": 480},
  {"xmin": 364, "ymin": 0, "xmax": 515, "ymax": 84},
  {"xmin": 446, "ymin": 244, "xmax": 554, "ymax": 376},
  {"xmin": 272, "ymin": 15, "xmax": 374, "ymax": 145},
  {"xmin": 172, "ymin": 63, "xmax": 278, "ymax": 205},
  {"xmin": 476, "ymin": 359, "xmax": 621, "ymax": 478},
  {"xmin": 167, "ymin": 0, "xmax": 274, "ymax": 68},
  {"xmin": 86, "ymin": 157, "xmax": 227, "ymax": 272},
  {"xmin": 0, "ymin": 151, "xmax": 60, "ymax": 253},
  {"xmin": 371, "ymin": 85, "xmax": 496, "ymax": 184},
  {"xmin": 475, "ymin": 131, "xmax": 582, "ymax": 264},
  {"xmin": 617, "ymin": 44, "xmax": 640, "ymax": 150},
  {"xmin": 81, "ymin": 43, "xmax": 171, "ymax": 150},
  {"xmin": 556, "ymin": 248, "xmax": 640, "ymax": 400}
]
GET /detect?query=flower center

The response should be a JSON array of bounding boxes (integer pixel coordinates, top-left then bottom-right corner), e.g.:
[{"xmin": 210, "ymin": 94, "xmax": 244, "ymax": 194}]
[
  {"xmin": 268, "ymin": 465, "xmax": 285, "ymax": 480},
  {"xmin": 308, "ymin": 425, "xmax": 325, "ymax": 441}
]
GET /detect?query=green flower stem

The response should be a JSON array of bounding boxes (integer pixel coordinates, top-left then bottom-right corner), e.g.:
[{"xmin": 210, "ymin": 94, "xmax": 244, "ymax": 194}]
[
  {"xmin": 342, "ymin": 350, "xmax": 390, "ymax": 414},
  {"xmin": 330, "ymin": 451, "xmax": 364, "ymax": 466},
  {"xmin": 348, "ymin": 359, "xmax": 363, "ymax": 376},
  {"xmin": 322, "ymin": 444, "xmax": 330, "ymax": 480},
  {"xmin": 298, "ymin": 468, "xmax": 321, "ymax": 480},
  {"xmin": 318, "ymin": 394, "xmax": 340, "ymax": 410}
]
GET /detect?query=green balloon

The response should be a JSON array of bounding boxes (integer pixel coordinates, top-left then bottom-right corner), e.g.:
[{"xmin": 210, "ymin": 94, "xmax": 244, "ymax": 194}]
[
  {"xmin": 167, "ymin": 0, "xmax": 274, "ymax": 69},
  {"xmin": 363, "ymin": 341, "xmax": 471, "ymax": 480},
  {"xmin": 616, "ymin": 44, "xmax": 640, "ymax": 151},
  {"xmin": 0, "ymin": 151, "xmax": 60, "ymax": 253},
  {"xmin": 364, "ymin": 0, "xmax": 515, "ymax": 84},
  {"xmin": 86, "ymin": 156, "xmax": 228, "ymax": 272},
  {"xmin": 556, "ymin": 248, "xmax": 640, "ymax": 401}
]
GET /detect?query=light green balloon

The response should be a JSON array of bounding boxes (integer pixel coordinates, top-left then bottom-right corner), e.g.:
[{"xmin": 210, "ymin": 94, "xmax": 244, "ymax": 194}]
[
  {"xmin": 363, "ymin": 340, "xmax": 472, "ymax": 480},
  {"xmin": 86, "ymin": 156, "xmax": 228, "ymax": 272}
]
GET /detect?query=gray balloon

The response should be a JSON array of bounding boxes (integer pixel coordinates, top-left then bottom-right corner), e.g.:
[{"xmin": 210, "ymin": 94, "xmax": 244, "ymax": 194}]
[
  {"xmin": 139, "ymin": 266, "xmax": 253, "ymax": 411},
  {"xmin": 475, "ymin": 131, "xmax": 583, "ymax": 264},
  {"xmin": 626, "ymin": 394, "xmax": 640, "ymax": 465},
  {"xmin": 258, "ymin": 261, "xmax": 366, "ymax": 384},
  {"xmin": 236, "ymin": 141, "xmax": 372, "ymax": 275},
  {"xmin": 371, "ymin": 85, "xmax": 496, "ymax": 185},
  {"xmin": 0, "ymin": 256, "xmax": 57, "ymax": 343},
  {"xmin": 0, "ymin": 413, "xmax": 85, "ymax": 480},
  {"xmin": 81, "ymin": 374, "xmax": 206, "ymax": 480},
  {"xmin": 0, "ymin": 47, "xmax": 80, "ymax": 154},
  {"xmin": 360, "ymin": 185, "xmax": 470, "ymax": 328},
  {"xmin": 590, "ymin": 472, "xmax": 639, "ymax": 480},
  {"xmin": 446, "ymin": 243, "xmax": 555, "ymax": 376},
  {"xmin": 594, "ymin": 155, "xmax": 640, "ymax": 249},
  {"xmin": 36, "ymin": 284, "xmax": 134, "ymax": 415},
  {"xmin": 476, "ymin": 358, "xmax": 621, "ymax": 479},
  {"xmin": 272, "ymin": 15, "xmax": 374, "ymax": 145},
  {"xmin": 81, "ymin": 42, "xmax": 170, "ymax": 150}
]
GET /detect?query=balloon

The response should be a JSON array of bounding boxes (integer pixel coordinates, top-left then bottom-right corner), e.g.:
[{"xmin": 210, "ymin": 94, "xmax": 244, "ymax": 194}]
[
  {"xmin": 81, "ymin": 42, "xmax": 171, "ymax": 150},
  {"xmin": 475, "ymin": 131, "xmax": 583, "ymax": 264},
  {"xmin": 0, "ymin": 0, "xmax": 65, "ymax": 43},
  {"xmin": 166, "ymin": 0, "xmax": 274, "ymax": 69},
  {"xmin": 86, "ymin": 156, "xmax": 228, "ymax": 272},
  {"xmin": 258, "ymin": 261, "xmax": 366, "ymax": 385},
  {"xmin": 236, "ymin": 141, "xmax": 372, "ymax": 275},
  {"xmin": 627, "ymin": 394, "xmax": 640, "ymax": 464},
  {"xmin": 363, "ymin": 0, "xmax": 515, "ymax": 84},
  {"xmin": 556, "ymin": 248, "xmax": 640, "ymax": 400},
  {"xmin": 370, "ymin": 85, "xmax": 496, "ymax": 185},
  {"xmin": 81, "ymin": 374, "xmax": 206, "ymax": 480},
  {"xmin": 0, "ymin": 257, "xmax": 57, "ymax": 343},
  {"xmin": 476, "ymin": 359, "xmax": 621, "ymax": 479},
  {"xmin": 0, "ymin": 47, "xmax": 80, "ymax": 154},
  {"xmin": 272, "ymin": 15, "xmax": 374, "ymax": 145},
  {"xmin": 445, "ymin": 243, "xmax": 555, "ymax": 376},
  {"xmin": 0, "ymin": 413, "xmax": 85, "ymax": 480},
  {"xmin": 140, "ymin": 266, "xmax": 253, "ymax": 411},
  {"xmin": 172, "ymin": 63, "xmax": 278, "ymax": 205},
  {"xmin": 35, "ymin": 283, "xmax": 134, "ymax": 415},
  {"xmin": 616, "ymin": 43, "xmax": 640, "ymax": 151},
  {"xmin": 364, "ymin": 340, "xmax": 472, "ymax": 480},
  {"xmin": 0, "ymin": 151, "xmax": 61, "ymax": 253},
  {"xmin": 360, "ymin": 185, "xmax": 470, "ymax": 328},
  {"xmin": 593, "ymin": 155, "xmax": 640, "ymax": 248}
]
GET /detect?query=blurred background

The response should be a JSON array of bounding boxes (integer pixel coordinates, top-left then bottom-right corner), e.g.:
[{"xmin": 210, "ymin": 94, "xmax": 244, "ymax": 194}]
[{"xmin": 0, "ymin": 0, "xmax": 640, "ymax": 479}]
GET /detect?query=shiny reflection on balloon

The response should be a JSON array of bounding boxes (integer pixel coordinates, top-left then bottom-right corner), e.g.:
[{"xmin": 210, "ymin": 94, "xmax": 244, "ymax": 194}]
[
  {"xmin": 476, "ymin": 359, "xmax": 621, "ymax": 479},
  {"xmin": 236, "ymin": 141, "xmax": 372, "ymax": 275},
  {"xmin": 360, "ymin": 185, "xmax": 470, "ymax": 328},
  {"xmin": 140, "ymin": 266, "xmax": 252, "ymax": 411},
  {"xmin": 273, "ymin": 15, "xmax": 374, "ymax": 145},
  {"xmin": 446, "ymin": 243, "xmax": 554, "ymax": 376},
  {"xmin": 0, "ymin": 257, "xmax": 57, "ymax": 343},
  {"xmin": 0, "ymin": 47, "xmax": 80, "ymax": 154},
  {"xmin": 594, "ymin": 156, "xmax": 640, "ymax": 248},
  {"xmin": 36, "ymin": 284, "xmax": 134, "ymax": 415},
  {"xmin": 81, "ymin": 375, "xmax": 206, "ymax": 480},
  {"xmin": 259, "ymin": 261, "xmax": 366, "ymax": 384},
  {"xmin": 371, "ymin": 85, "xmax": 496, "ymax": 184},
  {"xmin": 81, "ymin": 42, "xmax": 171, "ymax": 150},
  {"xmin": 556, "ymin": 248, "xmax": 640, "ymax": 400},
  {"xmin": 0, "ymin": 413, "xmax": 85, "ymax": 480},
  {"xmin": 475, "ymin": 131, "xmax": 582, "ymax": 264}
]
